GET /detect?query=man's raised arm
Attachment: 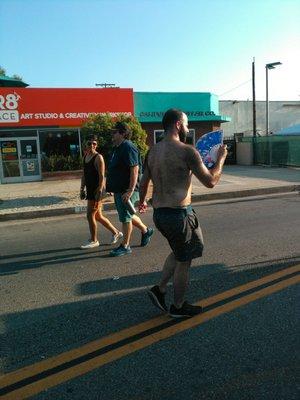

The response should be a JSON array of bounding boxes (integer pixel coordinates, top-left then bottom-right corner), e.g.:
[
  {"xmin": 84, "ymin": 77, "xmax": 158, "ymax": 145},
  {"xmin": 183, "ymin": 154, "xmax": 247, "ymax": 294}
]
[{"xmin": 186, "ymin": 145, "xmax": 227, "ymax": 188}]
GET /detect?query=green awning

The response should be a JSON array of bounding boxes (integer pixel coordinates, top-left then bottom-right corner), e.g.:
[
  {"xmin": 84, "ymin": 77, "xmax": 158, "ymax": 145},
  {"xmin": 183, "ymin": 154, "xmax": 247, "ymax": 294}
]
[
  {"xmin": 0, "ymin": 75, "xmax": 29, "ymax": 87},
  {"xmin": 134, "ymin": 92, "xmax": 231, "ymax": 123}
]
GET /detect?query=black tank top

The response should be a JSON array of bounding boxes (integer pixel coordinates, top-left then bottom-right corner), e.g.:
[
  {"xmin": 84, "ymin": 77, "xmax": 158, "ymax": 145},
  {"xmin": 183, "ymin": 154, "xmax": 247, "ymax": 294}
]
[{"xmin": 83, "ymin": 153, "xmax": 99, "ymax": 191}]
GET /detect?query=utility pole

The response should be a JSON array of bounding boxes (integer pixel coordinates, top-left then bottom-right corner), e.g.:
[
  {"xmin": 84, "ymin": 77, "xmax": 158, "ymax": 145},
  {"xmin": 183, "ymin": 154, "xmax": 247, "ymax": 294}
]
[{"xmin": 252, "ymin": 58, "xmax": 256, "ymax": 138}]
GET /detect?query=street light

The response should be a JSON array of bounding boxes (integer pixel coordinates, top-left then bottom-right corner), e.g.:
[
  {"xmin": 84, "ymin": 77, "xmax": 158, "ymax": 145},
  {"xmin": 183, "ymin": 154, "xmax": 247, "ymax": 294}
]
[{"xmin": 265, "ymin": 62, "xmax": 282, "ymax": 135}]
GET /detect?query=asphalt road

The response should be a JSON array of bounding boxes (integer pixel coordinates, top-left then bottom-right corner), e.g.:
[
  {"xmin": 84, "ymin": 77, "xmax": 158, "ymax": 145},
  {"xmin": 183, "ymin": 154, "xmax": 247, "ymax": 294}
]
[{"xmin": 0, "ymin": 195, "xmax": 299, "ymax": 399}]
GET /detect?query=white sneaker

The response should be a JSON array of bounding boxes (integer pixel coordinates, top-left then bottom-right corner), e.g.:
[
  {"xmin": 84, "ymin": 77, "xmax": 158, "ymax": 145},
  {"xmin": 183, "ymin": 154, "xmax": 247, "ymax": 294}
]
[
  {"xmin": 111, "ymin": 231, "xmax": 124, "ymax": 245},
  {"xmin": 80, "ymin": 240, "xmax": 99, "ymax": 249}
]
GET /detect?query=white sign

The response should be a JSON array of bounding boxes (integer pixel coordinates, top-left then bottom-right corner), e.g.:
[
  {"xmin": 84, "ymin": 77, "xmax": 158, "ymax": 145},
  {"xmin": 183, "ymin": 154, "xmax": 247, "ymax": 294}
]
[
  {"xmin": 0, "ymin": 110, "xmax": 19, "ymax": 123},
  {"xmin": 0, "ymin": 93, "xmax": 20, "ymax": 123},
  {"xmin": 26, "ymin": 161, "xmax": 35, "ymax": 172}
]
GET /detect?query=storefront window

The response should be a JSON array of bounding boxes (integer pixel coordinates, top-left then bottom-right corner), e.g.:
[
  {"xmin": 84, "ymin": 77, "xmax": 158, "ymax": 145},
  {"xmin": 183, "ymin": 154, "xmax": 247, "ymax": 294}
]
[
  {"xmin": 186, "ymin": 129, "xmax": 195, "ymax": 145},
  {"xmin": 38, "ymin": 129, "xmax": 81, "ymax": 172},
  {"xmin": 154, "ymin": 130, "xmax": 165, "ymax": 144},
  {"xmin": 39, "ymin": 129, "xmax": 79, "ymax": 157}
]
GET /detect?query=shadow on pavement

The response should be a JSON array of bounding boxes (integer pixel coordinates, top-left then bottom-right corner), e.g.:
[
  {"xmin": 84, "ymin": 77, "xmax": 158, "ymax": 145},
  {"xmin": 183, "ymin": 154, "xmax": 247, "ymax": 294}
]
[
  {"xmin": 1, "ymin": 256, "xmax": 299, "ymax": 375},
  {"xmin": 0, "ymin": 247, "xmax": 82, "ymax": 261},
  {"xmin": 0, "ymin": 245, "xmax": 122, "ymax": 275},
  {"xmin": 0, "ymin": 196, "xmax": 67, "ymax": 210},
  {"xmin": 75, "ymin": 256, "xmax": 300, "ymax": 300},
  {"xmin": 0, "ymin": 249, "xmax": 108, "ymax": 275},
  {"xmin": 76, "ymin": 263, "xmax": 226, "ymax": 296}
]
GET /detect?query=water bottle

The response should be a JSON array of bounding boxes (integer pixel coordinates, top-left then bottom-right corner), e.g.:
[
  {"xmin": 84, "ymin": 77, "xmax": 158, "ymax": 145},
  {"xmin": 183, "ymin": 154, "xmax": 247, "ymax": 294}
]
[{"xmin": 125, "ymin": 198, "xmax": 136, "ymax": 215}]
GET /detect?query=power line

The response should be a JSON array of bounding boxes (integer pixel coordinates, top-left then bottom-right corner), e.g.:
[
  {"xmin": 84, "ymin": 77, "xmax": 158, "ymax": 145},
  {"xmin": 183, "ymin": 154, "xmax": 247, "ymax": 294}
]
[{"xmin": 218, "ymin": 79, "xmax": 252, "ymax": 97}]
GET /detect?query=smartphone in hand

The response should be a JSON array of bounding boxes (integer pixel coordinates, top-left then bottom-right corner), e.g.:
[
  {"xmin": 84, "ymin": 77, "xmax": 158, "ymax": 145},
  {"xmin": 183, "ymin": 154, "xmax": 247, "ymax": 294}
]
[{"xmin": 80, "ymin": 189, "xmax": 86, "ymax": 200}]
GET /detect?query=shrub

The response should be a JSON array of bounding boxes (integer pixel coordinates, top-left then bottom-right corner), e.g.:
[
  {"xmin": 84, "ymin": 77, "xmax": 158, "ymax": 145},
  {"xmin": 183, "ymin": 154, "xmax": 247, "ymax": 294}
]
[
  {"xmin": 81, "ymin": 113, "xmax": 148, "ymax": 164},
  {"xmin": 41, "ymin": 154, "xmax": 82, "ymax": 172}
]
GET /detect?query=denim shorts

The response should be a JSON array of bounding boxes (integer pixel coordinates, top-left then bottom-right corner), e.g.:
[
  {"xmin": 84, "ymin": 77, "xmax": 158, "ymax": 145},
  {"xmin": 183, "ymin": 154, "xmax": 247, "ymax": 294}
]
[
  {"xmin": 114, "ymin": 191, "xmax": 140, "ymax": 223},
  {"xmin": 153, "ymin": 205, "xmax": 204, "ymax": 262}
]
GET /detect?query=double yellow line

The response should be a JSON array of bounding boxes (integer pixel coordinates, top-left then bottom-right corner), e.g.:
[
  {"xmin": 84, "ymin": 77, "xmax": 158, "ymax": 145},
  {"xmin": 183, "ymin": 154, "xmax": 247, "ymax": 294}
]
[{"xmin": 0, "ymin": 265, "xmax": 299, "ymax": 399}]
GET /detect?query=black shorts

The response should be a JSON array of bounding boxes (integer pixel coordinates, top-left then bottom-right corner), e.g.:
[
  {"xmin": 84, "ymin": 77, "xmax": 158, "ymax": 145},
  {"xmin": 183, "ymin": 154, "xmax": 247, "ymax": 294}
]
[{"xmin": 153, "ymin": 205, "xmax": 204, "ymax": 262}]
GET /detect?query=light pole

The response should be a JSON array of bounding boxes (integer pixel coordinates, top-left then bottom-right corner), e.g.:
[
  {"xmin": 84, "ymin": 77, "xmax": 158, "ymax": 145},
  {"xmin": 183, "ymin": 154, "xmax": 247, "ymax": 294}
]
[
  {"xmin": 265, "ymin": 62, "xmax": 282, "ymax": 135},
  {"xmin": 252, "ymin": 58, "xmax": 257, "ymax": 165}
]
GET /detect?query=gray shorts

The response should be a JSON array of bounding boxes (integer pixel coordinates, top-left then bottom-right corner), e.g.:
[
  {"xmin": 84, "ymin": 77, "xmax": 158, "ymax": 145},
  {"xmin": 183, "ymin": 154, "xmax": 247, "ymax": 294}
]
[{"xmin": 153, "ymin": 205, "xmax": 204, "ymax": 262}]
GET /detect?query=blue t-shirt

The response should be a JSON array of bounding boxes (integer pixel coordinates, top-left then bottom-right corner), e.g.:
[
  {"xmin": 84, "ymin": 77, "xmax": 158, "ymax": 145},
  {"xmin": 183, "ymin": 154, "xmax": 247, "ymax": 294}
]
[{"xmin": 106, "ymin": 140, "xmax": 141, "ymax": 193}]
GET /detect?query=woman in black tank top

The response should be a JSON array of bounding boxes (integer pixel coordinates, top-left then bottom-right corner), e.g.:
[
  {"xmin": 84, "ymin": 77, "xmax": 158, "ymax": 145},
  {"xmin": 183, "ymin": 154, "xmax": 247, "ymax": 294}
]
[
  {"xmin": 83, "ymin": 152, "xmax": 100, "ymax": 200},
  {"xmin": 79, "ymin": 135, "xmax": 123, "ymax": 249}
]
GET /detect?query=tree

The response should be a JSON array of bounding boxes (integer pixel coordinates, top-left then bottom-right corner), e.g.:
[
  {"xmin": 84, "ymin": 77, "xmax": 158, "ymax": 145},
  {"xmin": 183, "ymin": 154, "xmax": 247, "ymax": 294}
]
[
  {"xmin": 0, "ymin": 66, "xmax": 23, "ymax": 80},
  {"xmin": 12, "ymin": 74, "xmax": 23, "ymax": 81},
  {"xmin": 81, "ymin": 113, "xmax": 148, "ymax": 163}
]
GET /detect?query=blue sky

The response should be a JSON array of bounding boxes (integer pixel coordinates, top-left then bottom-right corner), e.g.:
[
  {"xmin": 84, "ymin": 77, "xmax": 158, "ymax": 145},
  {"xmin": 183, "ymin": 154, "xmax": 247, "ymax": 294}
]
[{"xmin": 1, "ymin": 0, "xmax": 299, "ymax": 100}]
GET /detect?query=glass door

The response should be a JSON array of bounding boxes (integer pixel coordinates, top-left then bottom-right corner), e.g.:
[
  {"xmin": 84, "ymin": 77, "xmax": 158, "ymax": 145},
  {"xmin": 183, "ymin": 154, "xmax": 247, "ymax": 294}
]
[
  {"xmin": 0, "ymin": 139, "xmax": 21, "ymax": 183},
  {"xmin": 20, "ymin": 138, "xmax": 41, "ymax": 181},
  {"xmin": 0, "ymin": 137, "xmax": 41, "ymax": 183}
]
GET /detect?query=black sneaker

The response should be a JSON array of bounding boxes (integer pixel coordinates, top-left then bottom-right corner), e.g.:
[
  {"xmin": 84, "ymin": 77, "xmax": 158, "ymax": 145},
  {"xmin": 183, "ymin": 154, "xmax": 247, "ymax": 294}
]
[
  {"xmin": 147, "ymin": 285, "xmax": 167, "ymax": 311},
  {"xmin": 169, "ymin": 302, "xmax": 203, "ymax": 318},
  {"xmin": 109, "ymin": 245, "xmax": 132, "ymax": 257},
  {"xmin": 141, "ymin": 227, "xmax": 154, "ymax": 247}
]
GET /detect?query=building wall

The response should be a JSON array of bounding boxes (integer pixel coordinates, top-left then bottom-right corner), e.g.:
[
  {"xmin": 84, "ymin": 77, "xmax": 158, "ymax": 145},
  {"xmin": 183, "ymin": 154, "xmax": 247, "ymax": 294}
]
[
  {"xmin": 219, "ymin": 100, "xmax": 300, "ymax": 137},
  {"xmin": 135, "ymin": 92, "xmax": 230, "ymax": 146}
]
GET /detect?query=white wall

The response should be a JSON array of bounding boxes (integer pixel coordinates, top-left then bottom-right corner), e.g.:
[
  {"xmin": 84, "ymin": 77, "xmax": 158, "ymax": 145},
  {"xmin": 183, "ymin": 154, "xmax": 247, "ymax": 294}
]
[{"xmin": 220, "ymin": 100, "xmax": 300, "ymax": 137}]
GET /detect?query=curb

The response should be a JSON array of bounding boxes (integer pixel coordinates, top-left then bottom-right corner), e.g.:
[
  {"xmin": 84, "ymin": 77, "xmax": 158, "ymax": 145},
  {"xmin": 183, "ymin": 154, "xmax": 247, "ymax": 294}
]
[
  {"xmin": 0, "ymin": 185, "xmax": 299, "ymax": 222},
  {"xmin": 191, "ymin": 184, "xmax": 300, "ymax": 202},
  {"xmin": 0, "ymin": 202, "xmax": 118, "ymax": 222}
]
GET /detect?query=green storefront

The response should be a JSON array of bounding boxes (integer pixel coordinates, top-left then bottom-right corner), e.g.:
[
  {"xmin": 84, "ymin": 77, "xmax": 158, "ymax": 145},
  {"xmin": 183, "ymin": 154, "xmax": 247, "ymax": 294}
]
[{"xmin": 134, "ymin": 92, "xmax": 231, "ymax": 146}]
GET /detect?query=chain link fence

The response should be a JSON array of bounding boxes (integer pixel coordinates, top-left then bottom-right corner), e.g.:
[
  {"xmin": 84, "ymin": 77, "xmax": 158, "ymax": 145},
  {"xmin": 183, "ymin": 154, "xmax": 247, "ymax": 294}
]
[{"xmin": 238, "ymin": 136, "xmax": 300, "ymax": 167}]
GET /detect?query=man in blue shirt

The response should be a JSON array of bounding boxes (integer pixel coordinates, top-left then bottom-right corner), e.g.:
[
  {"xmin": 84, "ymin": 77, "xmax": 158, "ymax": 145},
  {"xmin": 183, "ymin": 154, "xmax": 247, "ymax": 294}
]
[{"xmin": 106, "ymin": 122, "xmax": 154, "ymax": 256}]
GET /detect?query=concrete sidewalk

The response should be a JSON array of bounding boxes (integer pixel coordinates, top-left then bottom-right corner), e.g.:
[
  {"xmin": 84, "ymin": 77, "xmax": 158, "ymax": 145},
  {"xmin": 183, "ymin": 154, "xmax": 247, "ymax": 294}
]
[{"xmin": 0, "ymin": 165, "xmax": 299, "ymax": 221}]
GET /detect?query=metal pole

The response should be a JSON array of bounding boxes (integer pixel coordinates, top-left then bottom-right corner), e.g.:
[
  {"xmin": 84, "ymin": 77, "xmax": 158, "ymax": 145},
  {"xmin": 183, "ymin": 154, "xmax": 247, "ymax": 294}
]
[
  {"xmin": 266, "ymin": 66, "xmax": 271, "ymax": 165},
  {"xmin": 78, "ymin": 128, "xmax": 82, "ymax": 157},
  {"xmin": 265, "ymin": 62, "xmax": 282, "ymax": 166},
  {"xmin": 252, "ymin": 59, "xmax": 256, "ymax": 164},
  {"xmin": 266, "ymin": 66, "xmax": 269, "ymax": 136}
]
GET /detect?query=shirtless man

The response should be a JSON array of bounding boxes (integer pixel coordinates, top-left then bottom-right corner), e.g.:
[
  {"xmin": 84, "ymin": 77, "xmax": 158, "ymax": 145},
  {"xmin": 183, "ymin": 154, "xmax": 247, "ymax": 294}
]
[{"xmin": 139, "ymin": 108, "xmax": 227, "ymax": 318}]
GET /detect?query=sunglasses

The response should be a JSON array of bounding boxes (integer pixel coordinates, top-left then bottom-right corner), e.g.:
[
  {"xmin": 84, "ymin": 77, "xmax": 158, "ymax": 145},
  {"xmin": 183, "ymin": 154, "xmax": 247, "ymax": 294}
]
[{"xmin": 87, "ymin": 141, "xmax": 97, "ymax": 146}]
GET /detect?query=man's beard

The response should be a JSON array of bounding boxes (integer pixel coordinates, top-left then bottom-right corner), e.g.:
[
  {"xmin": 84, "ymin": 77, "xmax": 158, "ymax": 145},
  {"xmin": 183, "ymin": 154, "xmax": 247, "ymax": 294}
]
[{"xmin": 179, "ymin": 128, "xmax": 187, "ymax": 143}]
